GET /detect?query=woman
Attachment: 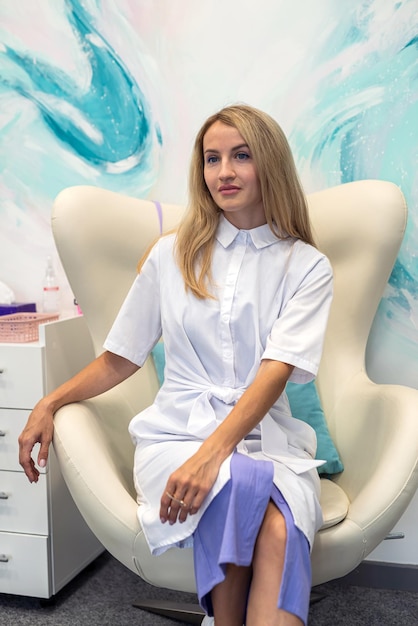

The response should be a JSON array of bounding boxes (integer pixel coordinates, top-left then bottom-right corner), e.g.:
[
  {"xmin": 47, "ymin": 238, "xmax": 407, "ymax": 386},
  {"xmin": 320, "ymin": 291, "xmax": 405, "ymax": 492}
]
[{"xmin": 19, "ymin": 104, "xmax": 333, "ymax": 625}]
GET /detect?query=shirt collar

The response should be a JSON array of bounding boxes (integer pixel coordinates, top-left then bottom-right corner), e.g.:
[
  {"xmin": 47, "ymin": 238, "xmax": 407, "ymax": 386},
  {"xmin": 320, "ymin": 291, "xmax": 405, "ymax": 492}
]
[{"xmin": 215, "ymin": 214, "xmax": 280, "ymax": 249}]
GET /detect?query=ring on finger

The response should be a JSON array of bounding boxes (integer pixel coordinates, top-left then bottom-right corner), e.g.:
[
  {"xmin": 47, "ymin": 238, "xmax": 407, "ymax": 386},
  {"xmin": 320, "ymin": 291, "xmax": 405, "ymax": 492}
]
[{"xmin": 166, "ymin": 491, "xmax": 189, "ymax": 508}]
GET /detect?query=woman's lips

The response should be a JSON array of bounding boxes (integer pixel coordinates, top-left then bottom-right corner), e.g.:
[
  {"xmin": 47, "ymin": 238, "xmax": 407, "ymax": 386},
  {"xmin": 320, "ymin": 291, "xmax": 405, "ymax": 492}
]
[{"xmin": 219, "ymin": 185, "xmax": 240, "ymax": 195}]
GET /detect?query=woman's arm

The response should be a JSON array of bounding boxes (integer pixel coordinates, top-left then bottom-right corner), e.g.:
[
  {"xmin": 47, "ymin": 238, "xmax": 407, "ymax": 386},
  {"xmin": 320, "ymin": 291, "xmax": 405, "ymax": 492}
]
[
  {"xmin": 18, "ymin": 350, "xmax": 139, "ymax": 483},
  {"xmin": 160, "ymin": 359, "xmax": 293, "ymax": 524}
]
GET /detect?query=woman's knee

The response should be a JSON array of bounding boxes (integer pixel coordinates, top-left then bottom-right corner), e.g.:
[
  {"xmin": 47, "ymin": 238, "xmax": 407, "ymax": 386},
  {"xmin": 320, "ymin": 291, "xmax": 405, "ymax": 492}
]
[{"xmin": 255, "ymin": 501, "xmax": 287, "ymax": 557}]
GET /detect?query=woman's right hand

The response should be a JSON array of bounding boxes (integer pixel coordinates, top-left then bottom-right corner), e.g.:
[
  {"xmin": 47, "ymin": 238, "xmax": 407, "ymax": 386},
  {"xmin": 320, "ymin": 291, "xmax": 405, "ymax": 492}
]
[
  {"xmin": 18, "ymin": 399, "xmax": 55, "ymax": 483},
  {"xmin": 17, "ymin": 351, "xmax": 140, "ymax": 483}
]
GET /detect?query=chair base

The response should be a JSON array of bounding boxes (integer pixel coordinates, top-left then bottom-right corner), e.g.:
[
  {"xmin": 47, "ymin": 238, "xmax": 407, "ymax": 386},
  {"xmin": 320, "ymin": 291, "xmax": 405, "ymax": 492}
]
[
  {"xmin": 133, "ymin": 599, "xmax": 205, "ymax": 624},
  {"xmin": 310, "ymin": 589, "xmax": 328, "ymax": 604},
  {"xmin": 133, "ymin": 591, "xmax": 327, "ymax": 623}
]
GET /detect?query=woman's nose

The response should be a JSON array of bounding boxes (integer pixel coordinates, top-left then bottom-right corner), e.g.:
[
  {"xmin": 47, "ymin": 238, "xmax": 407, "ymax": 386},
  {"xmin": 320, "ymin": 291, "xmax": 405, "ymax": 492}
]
[{"xmin": 219, "ymin": 159, "xmax": 235, "ymax": 180}]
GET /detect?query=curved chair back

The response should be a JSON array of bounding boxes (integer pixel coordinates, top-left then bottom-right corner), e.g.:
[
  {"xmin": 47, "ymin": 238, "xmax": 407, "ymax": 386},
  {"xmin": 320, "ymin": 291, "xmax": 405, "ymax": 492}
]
[{"xmin": 52, "ymin": 181, "xmax": 418, "ymax": 589}]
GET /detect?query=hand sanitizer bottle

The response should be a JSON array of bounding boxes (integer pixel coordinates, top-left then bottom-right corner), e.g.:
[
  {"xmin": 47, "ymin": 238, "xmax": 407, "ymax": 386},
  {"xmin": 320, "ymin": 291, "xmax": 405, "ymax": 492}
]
[{"xmin": 42, "ymin": 256, "xmax": 60, "ymax": 313}]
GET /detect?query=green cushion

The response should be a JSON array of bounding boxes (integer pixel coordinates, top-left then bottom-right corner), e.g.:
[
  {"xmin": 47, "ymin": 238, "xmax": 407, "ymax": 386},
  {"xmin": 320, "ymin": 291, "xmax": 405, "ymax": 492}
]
[
  {"xmin": 285, "ymin": 380, "xmax": 344, "ymax": 476},
  {"xmin": 151, "ymin": 344, "xmax": 343, "ymax": 476}
]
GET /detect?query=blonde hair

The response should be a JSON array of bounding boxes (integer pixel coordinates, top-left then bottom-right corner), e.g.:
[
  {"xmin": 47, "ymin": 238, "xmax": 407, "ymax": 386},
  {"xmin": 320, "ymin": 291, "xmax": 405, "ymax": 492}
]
[{"xmin": 174, "ymin": 104, "xmax": 314, "ymax": 299}]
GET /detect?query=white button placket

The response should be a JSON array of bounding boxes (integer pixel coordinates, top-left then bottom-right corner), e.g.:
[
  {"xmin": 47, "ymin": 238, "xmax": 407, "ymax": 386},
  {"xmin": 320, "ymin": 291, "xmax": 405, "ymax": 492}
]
[{"xmin": 219, "ymin": 231, "xmax": 248, "ymax": 387}]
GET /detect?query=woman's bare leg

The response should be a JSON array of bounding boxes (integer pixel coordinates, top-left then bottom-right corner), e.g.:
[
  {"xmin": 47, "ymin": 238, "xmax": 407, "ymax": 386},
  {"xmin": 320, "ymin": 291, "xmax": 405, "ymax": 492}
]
[
  {"xmin": 246, "ymin": 501, "xmax": 303, "ymax": 626},
  {"xmin": 211, "ymin": 562, "xmax": 252, "ymax": 626}
]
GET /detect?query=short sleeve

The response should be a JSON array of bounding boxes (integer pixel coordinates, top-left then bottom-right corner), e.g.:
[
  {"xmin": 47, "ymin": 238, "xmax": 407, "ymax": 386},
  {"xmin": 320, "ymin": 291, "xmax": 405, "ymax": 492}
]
[
  {"xmin": 103, "ymin": 241, "xmax": 162, "ymax": 366},
  {"xmin": 262, "ymin": 251, "xmax": 333, "ymax": 383}
]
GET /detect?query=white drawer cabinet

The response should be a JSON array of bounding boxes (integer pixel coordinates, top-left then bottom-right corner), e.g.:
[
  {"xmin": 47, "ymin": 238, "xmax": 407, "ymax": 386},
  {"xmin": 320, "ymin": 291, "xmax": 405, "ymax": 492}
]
[
  {"xmin": 0, "ymin": 316, "xmax": 103, "ymax": 598},
  {"xmin": 0, "ymin": 467, "xmax": 48, "ymax": 534},
  {"xmin": 0, "ymin": 346, "xmax": 44, "ymax": 409}
]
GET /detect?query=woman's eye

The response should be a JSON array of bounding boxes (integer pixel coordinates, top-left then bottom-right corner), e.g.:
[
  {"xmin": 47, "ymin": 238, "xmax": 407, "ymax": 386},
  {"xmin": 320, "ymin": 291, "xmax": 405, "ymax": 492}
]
[
  {"xmin": 236, "ymin": 152, "xmax": 250, "ymax": 160},
  {"xmin": 206, "ymin": 155, "xmax": 219, "ymax": 164}
]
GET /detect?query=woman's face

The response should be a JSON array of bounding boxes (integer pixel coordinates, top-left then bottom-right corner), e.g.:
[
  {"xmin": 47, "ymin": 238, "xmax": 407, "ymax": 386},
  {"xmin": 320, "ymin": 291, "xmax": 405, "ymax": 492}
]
[{"xmin": 202, "ymin": 121, "xmax": 265, "ymax": 230}]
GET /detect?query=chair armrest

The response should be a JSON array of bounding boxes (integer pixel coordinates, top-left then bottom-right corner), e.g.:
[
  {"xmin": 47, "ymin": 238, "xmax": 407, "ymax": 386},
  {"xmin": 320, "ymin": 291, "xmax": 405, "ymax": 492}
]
[
  {"xmin": 53, "ymin": 389, "xmax": 197, "ymax": 592},
  {"xmin": 53, "ymin": 390, "xmax": 141, "ymax": 574}
]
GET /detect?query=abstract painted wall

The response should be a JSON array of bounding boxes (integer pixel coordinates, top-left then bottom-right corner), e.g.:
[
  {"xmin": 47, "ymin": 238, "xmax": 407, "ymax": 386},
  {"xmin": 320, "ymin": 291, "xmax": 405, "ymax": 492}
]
[{"xmin": 0, "ymin": 0, "xmax": 417, "ymax": 387}]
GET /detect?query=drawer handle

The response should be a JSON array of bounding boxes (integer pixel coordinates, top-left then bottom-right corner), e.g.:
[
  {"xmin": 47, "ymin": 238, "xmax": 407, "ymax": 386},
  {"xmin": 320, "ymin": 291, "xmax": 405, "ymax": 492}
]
[
  {"xmin": 0, "ymin": 431, "xmax": 6, "ymax": 437},
  {"xmin": 0, "ymin": 554, "xmax": 9, "ymax": 563},
  {"xmin": 0, "ymin": 369, "xmax": 4, "ymax": 374},
  {"xmin": 0, "ymin": 492, "xmax": 8, "ymax": 500}
]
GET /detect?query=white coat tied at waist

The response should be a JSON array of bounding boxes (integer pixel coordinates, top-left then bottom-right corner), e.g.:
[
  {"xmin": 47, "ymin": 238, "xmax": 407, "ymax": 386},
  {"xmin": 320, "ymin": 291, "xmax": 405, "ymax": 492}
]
[
  {"xmin": 187, "ymin": 383, "xmax": 246, "ymax": 438},
  {"xmin": 186, "ymin": 382, "xmax": 325, "ymax": 476}
]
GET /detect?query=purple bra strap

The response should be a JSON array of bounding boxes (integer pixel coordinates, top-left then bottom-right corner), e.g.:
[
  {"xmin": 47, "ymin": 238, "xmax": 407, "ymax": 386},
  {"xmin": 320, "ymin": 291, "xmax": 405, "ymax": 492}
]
[{"xmin": 152, "ymin": 200, "xmax": 163, "ymax": 234}]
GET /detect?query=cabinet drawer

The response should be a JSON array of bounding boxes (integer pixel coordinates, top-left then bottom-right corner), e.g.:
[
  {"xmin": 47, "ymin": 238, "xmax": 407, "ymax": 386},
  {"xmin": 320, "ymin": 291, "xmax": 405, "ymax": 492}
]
[
  {"xmin": 0, "ymin": 345, "xmax": 44, "ymax": 409},
  {"xmin": 0, "ymin": 471, "xmax": 48, "ymax": 534},
  {"xmin": 0, "ymin": 532, "xmax": 50, "ymax": 597}
]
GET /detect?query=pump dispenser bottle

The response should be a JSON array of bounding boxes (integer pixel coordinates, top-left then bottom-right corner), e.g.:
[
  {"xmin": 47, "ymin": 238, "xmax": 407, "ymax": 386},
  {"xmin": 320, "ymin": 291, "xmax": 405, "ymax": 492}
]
[{"xmin": 42, "ymin": 255, "xmax": 60, "ymax": 312}]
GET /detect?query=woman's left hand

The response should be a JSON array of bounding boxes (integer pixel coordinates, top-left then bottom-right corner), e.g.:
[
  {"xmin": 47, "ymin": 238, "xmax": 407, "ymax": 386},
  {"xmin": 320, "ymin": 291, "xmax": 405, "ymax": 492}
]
[
  {"xmin": 160, "ymin": 361, "xmax": 294, "ymax": 525},
  {"xmin": 160, "ymin": 448, "xmax": 222, "ymax": 525}
]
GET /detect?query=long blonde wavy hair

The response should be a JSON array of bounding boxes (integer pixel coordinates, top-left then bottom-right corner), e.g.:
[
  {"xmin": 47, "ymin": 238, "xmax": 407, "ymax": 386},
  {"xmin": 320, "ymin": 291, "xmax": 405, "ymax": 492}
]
[{"xmin": 163, "ymin": 105, "xmax": 314, "ymax": 299}]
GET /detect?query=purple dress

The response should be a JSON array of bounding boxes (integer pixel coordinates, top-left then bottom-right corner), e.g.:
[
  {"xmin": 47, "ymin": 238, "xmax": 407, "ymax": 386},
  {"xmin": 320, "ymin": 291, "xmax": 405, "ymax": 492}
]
[{"xmin": 194, "ymin": 452, "xmax": 311, "ymax": 624}]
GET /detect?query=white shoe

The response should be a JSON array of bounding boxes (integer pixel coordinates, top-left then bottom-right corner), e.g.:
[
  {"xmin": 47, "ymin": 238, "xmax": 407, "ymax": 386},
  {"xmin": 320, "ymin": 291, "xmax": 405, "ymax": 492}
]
[{"xmin": 201, "ymin": 616, "xmax": 214, "ymax": 626}]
